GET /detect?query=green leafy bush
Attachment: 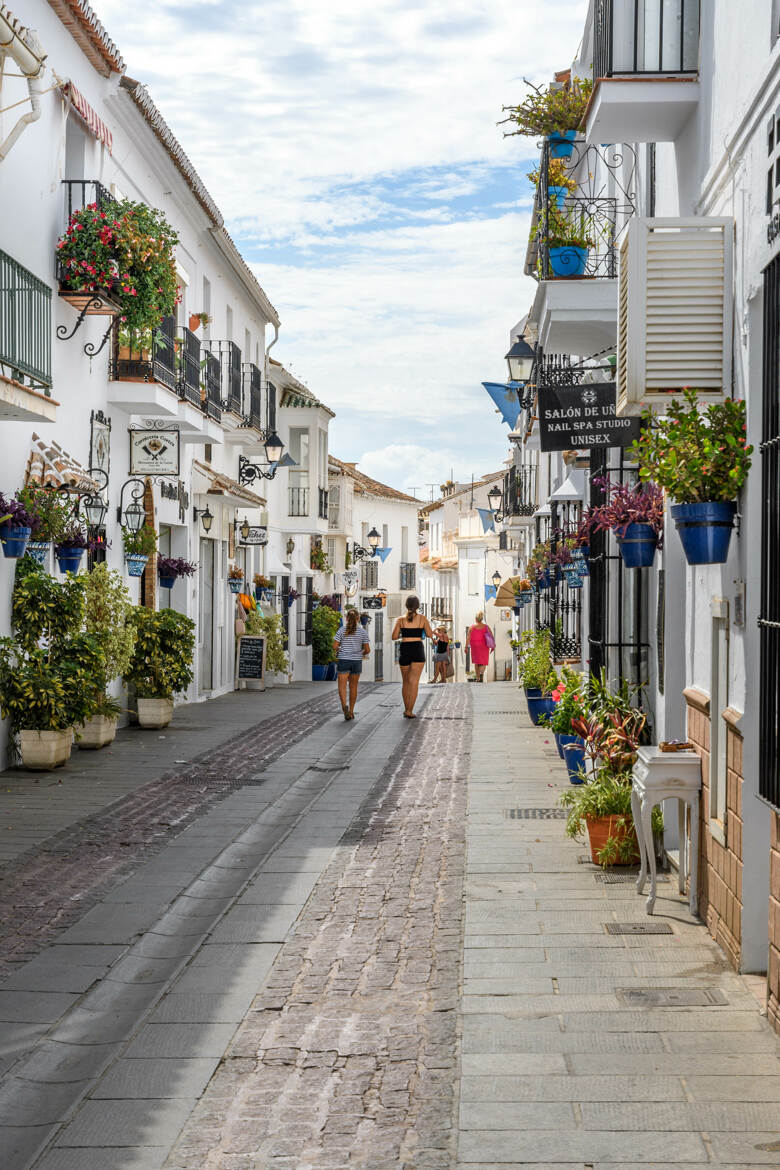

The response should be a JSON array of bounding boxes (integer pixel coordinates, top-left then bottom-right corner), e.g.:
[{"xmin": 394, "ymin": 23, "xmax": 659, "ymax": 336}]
[
  {"xmin": 17, "ymin": 486, "xmax": 72, "ymax": 542},
  {"xmin": 518, "ymin": 628, "xmax": 556, "ymax": 693},
  {"xmin": 0, "ymin": 635, "xmax": 105, "ymax": 731},
  {"xmin": 84, "ymin": 564, "xmax": 137, "ymax": 701},
  {"xmin": 122, "ymin": 524, "xmax": 157, "ymax": 556},
  {"xmin": 312, "ymin": 605, "xmax": 341, "ymax": 666},
  {"xmin": 501, "ymin": 77, "xmax": 593, "ymax": 138},
  {"xmin": 245, "ymin": 610, "xmax": 289, "ymax": 674},
  {"xmin": 12, "ymin": 556, "xmax": 85, "ymax": 650},
  {"xmin": 124, "ymin": 608, "xmax": 195, "ymax": 699}
]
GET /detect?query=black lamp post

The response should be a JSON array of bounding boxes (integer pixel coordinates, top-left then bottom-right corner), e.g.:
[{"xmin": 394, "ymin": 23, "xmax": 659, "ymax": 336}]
[{"xmin": 505, "ymin": 335, "xmax": 535, "ymax": 384}]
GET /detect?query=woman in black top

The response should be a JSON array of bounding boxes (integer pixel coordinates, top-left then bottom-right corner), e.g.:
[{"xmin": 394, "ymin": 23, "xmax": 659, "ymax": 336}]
[
  {"xmin": 432, "ymin": 625, "xmax": 450, "ymax": 685},
  {"xmin": 392, "ymin": 595, "xmax": 434, "ymax": 718}
]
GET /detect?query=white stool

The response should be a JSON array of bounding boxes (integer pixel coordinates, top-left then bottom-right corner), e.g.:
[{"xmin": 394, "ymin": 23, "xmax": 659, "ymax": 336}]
[{"xmin": 630, "ymin": 746, "xmax": 702, "ymax": 916}]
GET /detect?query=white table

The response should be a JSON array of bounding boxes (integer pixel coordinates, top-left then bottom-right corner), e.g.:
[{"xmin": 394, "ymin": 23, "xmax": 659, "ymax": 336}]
[{"xmin": 630, "ymin": 746, "xmax": 702, "ymax": 915}]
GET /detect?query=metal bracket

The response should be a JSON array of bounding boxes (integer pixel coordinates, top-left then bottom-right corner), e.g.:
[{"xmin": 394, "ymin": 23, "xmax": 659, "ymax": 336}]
[
  {"xmin": 56, "ymin": 295, "xmax": 104, "ymax": 342},
  {"xmin": 84, "ymin": 320, "xmax": 114, "ymax": 359}
]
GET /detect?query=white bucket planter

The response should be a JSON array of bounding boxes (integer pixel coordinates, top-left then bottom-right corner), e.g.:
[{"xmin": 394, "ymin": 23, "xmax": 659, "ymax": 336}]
[
  {"xmin": 77, "ymin": 715, "xmax": 118, "ymax": 750},
  {"xmin": 137, "ymin": 697, "xmax": 173, "ymax": 728},
  {"xmin": 19, "ymin": 728, "xmax": 72, "ymax": 770}
]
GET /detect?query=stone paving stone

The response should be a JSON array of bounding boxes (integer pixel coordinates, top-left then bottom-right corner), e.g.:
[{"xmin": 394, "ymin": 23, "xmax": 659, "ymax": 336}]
[
  {"xmin": 12, "ymin": 1039, "xmax": 119, "ymax": 1085},
  {"xmin": 36, "ymin": 1148, "xmax": 169, "ymax": 1170},
  {"xmin": 55, "ymin": 1097, "xmax": 198, "ymax": 1146},
  {"xmin": 0, "ymin": 991, "xmax": 76, "ymax": 1023},
  {"xmin": 123, "ymin": 1023, "xmax": 238, "ymax": 1060},
  {"xmin": 458, "ymin": 1130, "xmax": 709, "ymax": 1163},
  {"xmin": 92, "ymin": 1057, "xmax": 219, "ymax": 1100},
  {"xmin": 459, "ymin": 1074, "xmax": 685, "ymax": 1101}
]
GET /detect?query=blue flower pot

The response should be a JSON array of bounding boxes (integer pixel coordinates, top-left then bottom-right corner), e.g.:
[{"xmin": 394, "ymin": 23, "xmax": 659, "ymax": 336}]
[
  {"xmin": 549, "ymin": 245, "xmax": 588, "ymax": 277},
  {"xmin": 519, "ymin": 589, "xmax": 533, "ymax": 603},
  {"xmin": 524, "ymin": 687, "xmax": 542, "ymax": 699},
  {"xmin": 513, "ymin": 602, "xmax": 524, "ymax": 613},
  {"xmin": 670, "ymin": 501, "xmax": 737, "ymax": 565},
  {"xmin": 0, "ymin": 525, "xmax": 31, "ymax": 559},
  {"xmin": 616, "ymin": 523, "xmax": 657, "ymax": 569},
  {"xmin": 573, "ymin": 556, "xmax": 589, "ymax": 577},
  {"xmin": 159, "ymin": 574, "xmax": 176, "ymax": 590},
  {"xmin": 26, "ymin": 540, "xmax": 51, "ymax": 565},
  {"xmin": 548, "ymin": 129, "xmax": 576, "ymax": 158},
  {"xmin": 554, "ymin": 732, "xmax": 565, "ymax": 759},
  {"xmin": 537, "ymin": 568, "xmax": 552, "ymax": 589},
  {"xmin": 561, "ymin": 737, "xmax": 587, "ymax": 784},
  {"xmin": 312, "ymin": 664, "xmax": 327, "ymax": 681},
  {"xmin": 325, "ymin": 662, "xmax": 337, "ymax": 681},
  {"xmin": 527, "ymin": 695, "xmax": 556, "ymax": 726},
  {"xmin": 125, "ymin": 553, "xmax": 148, "ymax": 578},
  {"xmin": 56, "ymin": 548, "xmax": 84, "ymax": 574},
  {"xmin": 228, "ymin": 578, "xmax": 243, "ymax": 594},
  {"xmin": 548, "ymin": 184, "xmax": 569, "ymax": 209},
  {"xmin": 566, "ymin": 572, "xmax": 583, "ymax": 589}
]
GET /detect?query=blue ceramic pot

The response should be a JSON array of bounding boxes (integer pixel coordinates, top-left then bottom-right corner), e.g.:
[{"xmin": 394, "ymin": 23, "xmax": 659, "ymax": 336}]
[
  {"xmin": 616, "ymin": 523, "xmax": 657, "ymax": 569},
  {"xmin": 670, "ymin": 501, "xmax": 737, "ymax": 565},
  {"xmin": 561, "ymin": 737, "xmax": 587, "ymax": 784},
  {"xmin": 566, "ymin": 573, "xmax": 583, "ymax": 589},
  {"xmin": 26, "ymin": 540, "xmax": 50, "ymax": 566},
  {"xmin": 549, "ymin": 245, "xmax": 588, "ymax": 277},
  {"xmin": 519, "ymin": 589, "xmax": 533, "ymax": 603},
  {"xmin": 56, "ymin": 548, "xmax": 84, "ymax": 574},
  {"xmin": 573, "ymin": 556, "xmax": 589, "ymax": 577},
  {"xmin": 548, "ymin": 129, "xmax": 576, "ymax": 158},
  {"xmin": 548, "ymin": 184, "xmax": 569, "ymax": 209},
  {"xmin": 537, "ymin": 568, "xmax": 552, "ymax": 589},
  {"xmin": 125, "ymin": 554, "xmax": 148, "ymax": 578},
  {"xmin": 312, "ymin": 664, "xmax": 327, "ymax": 681},
  {"xmin": 524, "ymin": 687, "xmax": 542, "ymax": 699},
  {"xmin": 228, "ymin": 577, "xmax": 243, "ymax": 594},
  {"xmin": 325, "ymin": 662, "xmax": 337, "ymax": 681},
  {"xmin": 159, "ymin": 574, "xmax": 176, "ymax": 590},
  {"xmin": 554, "ymin": 733, "xmax": 565, "ymax": 759},
  {"xmin": 0, "ymin": 525, "xmax": 31, "ymax": 559},
  {"xmin": 527, "ymin": 695, "xmax": 556, "ymax": 726}
]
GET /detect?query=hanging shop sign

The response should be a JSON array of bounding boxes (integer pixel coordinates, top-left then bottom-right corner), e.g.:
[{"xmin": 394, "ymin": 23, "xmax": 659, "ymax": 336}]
[
  {"xmin": 129, "ymin": 427, "xmax": 180, "ymax": 477},
  {"xmin": 361, "ymin": 595, "xmax": 384, "ymax": 610},
  {"xmin": 537, "ymin": 382, "xmax": 641, "ymax": 452},
  {"xmin": 239, "ymin": 526, "xmax": 269, "ymax": 547},
  {"xmin": 343, "ymin": 569, "xmax": 359, "ymax": 598}
]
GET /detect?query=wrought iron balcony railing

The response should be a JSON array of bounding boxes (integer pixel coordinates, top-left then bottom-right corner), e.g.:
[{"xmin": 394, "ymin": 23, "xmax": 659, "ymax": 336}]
[
  {"xmin": 289, "ymin": 486, "xmax": 310, "ymax": 517},
  {"xmin": 243, "ymin": 362, "xmax": 263, "ymax": 429},
  {"xmin": 594, "ymin": 0, "xmax": 700, "ymax": 79},
  {"xmin": 177, "ymin": 325, "xmax": 202, "ymax": 408},
  {"xmin": 202, "ymin": 350, "xmax": 222, "ymax": 421},
  {"xmin": 204, "ymin": 339, "xmax": 242, "ymax": 415},
  {"xmin": 504, "ymin": 466, "xmax": 537, "ymax": 517},
  {"xmin": 526, "ymin": 139, "xmax": 637, "ymax": 281},
  {"xmin": 110, "ymin": 315, "xmax": 177, "ymax": 391},
  {"xmin": 0, "ymin": 249, "xmax": 52, "ymax": 391}
]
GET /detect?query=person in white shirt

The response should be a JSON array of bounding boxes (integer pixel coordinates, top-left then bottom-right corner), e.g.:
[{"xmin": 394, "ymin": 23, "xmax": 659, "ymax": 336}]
[{"xmin": 333, "ymin": 608, "xmax": 371, "ymax": 721}]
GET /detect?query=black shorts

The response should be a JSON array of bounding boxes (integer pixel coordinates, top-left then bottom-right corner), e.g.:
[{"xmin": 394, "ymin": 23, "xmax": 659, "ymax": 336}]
[{"xmin": 399, "ymin": 642, "xmax": 425, "ymax": 667}]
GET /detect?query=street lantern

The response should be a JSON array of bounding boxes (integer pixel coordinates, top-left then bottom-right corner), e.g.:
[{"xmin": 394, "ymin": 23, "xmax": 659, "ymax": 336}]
[
  {"xmin": 505, "ymin": 335, "xmax": 535, "ymax": 384},
  {"xmin": 123, "ymin": 498, "xmax": 145, "ymax": 533},
  {"xmin": 264, "ymin": 431, "xmax": 284, "ymax": 464},
  {"xmin": 238, "ymin": 516, "xmax": 251, "ymax": 541},
  {"xmin": 491, "ymin": 569, "xmax": 502, "ymax": 589},
  {"xmin": 194, "ymin": 504, "xmax": 213, "ymax": 534},
  {"xmin": 367, "ymin": 526, "xmax": 381, "ymax": 552},
  {"xmin": 83, "ymin": 494, "xmax": 107, "ymax": 528},
  {"xmin": 487, "ymin": 483, "xmax": 503, "ymax": 518},
  {"xmin": 286, "ymin": 537, "xmax": 295, "ymax": 558}
]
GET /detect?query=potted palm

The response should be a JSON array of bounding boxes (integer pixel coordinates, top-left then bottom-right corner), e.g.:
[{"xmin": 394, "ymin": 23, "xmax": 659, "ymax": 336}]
[
  {"xmin": 124, "ymin": 608, "xmax": 195, "ymax": 728},
  {"xmin": 55, "ymin": 523, "xmax": 89, "ymax": 574},
  {"xmin": 157, "ymin": 556, "xmax": 197, "ymax": 590},
  {"xmin": 629, "ymin": 388, "xmax": 753, "ymax": 565},
  {"xmin": 79, "ymin": 564, "xmax": 136, "ymax": 748},
  {"xmin": 0, "ymin": 494, "xmax": 34, "ymax": 559},
  {"xmin": 501, "ymin": 76, "xmax": 593, "ymax": 158},
  {"xmin": 123, "ymin": 523, "xmax": 157, "ymax": 577}
]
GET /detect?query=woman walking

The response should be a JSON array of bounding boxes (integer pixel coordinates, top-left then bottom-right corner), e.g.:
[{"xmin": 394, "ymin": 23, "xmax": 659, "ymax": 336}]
[
  {"xmin": 333, "ymin": 609, "xmax": 370, "ymax": 720},
  {"xmin": 466, "ymin": 611, "xmax": 493, "ymax": 683},
  {"xmin": 432, "ymin": 625, "xmax": 450, "ymax": 684},
  {"xmin": 392, "ymin": 595, "xmax": 434, "ymax": 718}
]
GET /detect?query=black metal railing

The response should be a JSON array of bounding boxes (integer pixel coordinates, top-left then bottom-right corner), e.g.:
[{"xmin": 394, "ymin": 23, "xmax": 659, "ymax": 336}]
[
  {"xmin": 504, "ymin": 466, "xmax": 537, "ymax": 517},
  {"xmin": 527, "ymin": 139, "xmax": 637, "ymax": 282},
  {"xmin": 0, "ymin": 249, "xmax": 52, "ymax": 391},
  {"xmin": 244, "ymin": 363, "xmax": 263, "ymax": 428},
  {"xmin": 204, "ymin": 339, "xmax": 242, "ymax": 415},
  {"xmin": 177, "ymin": 325, "xmax": 201, "ymax": 407},
  {"xmin": 400, "ymin": 562, "xmax": 416, "ymax": 591},
  {"xmin": 111, "ymin": 314, "xmax": 177, "ymax": 391},
  {"xmin": 760, "ymin": 254, "xmax": 780, "ymax": 808},
  {"xmin": 431, "ymin": 597, "xmax": 452, "ymax": 619},
  {"xmin": 594, "ymin": 0, "xmax": 700, "ymax": 78},
  {"xmin": 202, "ymin": 350, "xmax": 222, "ymax": 421},
  {"xmin": 288, "ymin": 486, "xmax": 309, "ymax": 516},
  {"xmin": 61, "ymin": 179, "xmax": 115, "ymax": 225},
  {"xmin": 318, "ymin": 487, "xmax": 329, "ymax": 520}
]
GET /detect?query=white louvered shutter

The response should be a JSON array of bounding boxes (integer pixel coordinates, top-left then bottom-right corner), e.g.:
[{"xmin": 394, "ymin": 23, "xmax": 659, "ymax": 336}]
[{"xmin": 616, "ymin": 217, "xmax": 734, "ymax": 415}]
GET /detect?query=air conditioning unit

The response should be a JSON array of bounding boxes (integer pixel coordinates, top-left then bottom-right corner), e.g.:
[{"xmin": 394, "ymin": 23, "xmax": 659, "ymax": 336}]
[{"xmin": 616, "ymin": 217, "xmax": 734, "ymax": 415}]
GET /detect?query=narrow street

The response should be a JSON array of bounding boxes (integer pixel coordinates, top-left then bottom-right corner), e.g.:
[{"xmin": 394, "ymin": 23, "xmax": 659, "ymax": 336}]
[{"xmin": 1, "ymin": 682, "xmax": 779, "ymax": 1168}]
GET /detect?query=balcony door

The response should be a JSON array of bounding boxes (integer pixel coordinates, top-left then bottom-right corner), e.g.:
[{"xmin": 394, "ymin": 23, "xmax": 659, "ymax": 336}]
[{"xmin": 199, "ymin": 538, "xmax": 214, "ymax": 690}]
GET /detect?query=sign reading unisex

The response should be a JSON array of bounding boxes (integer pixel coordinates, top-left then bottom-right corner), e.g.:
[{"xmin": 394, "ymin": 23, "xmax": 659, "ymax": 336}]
[
  {"xmin": 537, "ymin": 382, "xmax": 641, "ymax": 452},
  {"xmin": 129, "ymin": 428, "xmax": 180, "ymax": 477}
]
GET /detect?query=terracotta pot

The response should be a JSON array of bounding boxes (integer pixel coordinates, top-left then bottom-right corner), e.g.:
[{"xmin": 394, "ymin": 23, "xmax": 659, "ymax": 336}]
[
  {"xmin": 189, "ymin": 314, "xmax": 201, "ymax": 332},
  {"xmin": 19, "ymin": 729, "xmax": 72, "ymax": 770},
  {"xmin": 77, "ymin": 715, "xmax": 118, "ymax": 749},
  {"xmin": 137, "ymin": 697, "xmax": 173, "ymax": 729},
  {"xmin": 585, "ymin": 814, "xmax": 640, "ymax": 866}
]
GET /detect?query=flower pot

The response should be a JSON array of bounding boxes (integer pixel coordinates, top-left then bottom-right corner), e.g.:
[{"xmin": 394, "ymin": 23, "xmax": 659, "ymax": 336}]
[
  {"xmin": 26, "ymin": 540, "xmax": 51, "ymax": 566},
  {"xmin": 537, "ymin": 568, "xmax": 552, "ymax": 589},
  {"xmin": 137, "ymin": 697, "xmax": 173, "ymax": 728},
  {"xmin": 560, "ymin": 736, "xmax": 587, "ymax": 784},
  {"xmin": 189, "ymin": 313, "xmax": 201, "ymax": 332},
  {"xmin": 548, "ymin": 129, "xmax": 576, "ymax": 158},
  {"xmin": 670, "ymin": 501, "xmax": 737, "ymax": 565},
  {"xmin": 554, "ymin": 732, "xmax": 565, "ymax": 759},
  {"xmin": 565, "ymin": 569, "xmax": 583, "ymax": 589},
  {"xmin": 549, "ymin": 245, "xmax": 588, "ymax": 277},
  {"xmin": 524, "ymin": 687, "xmax": 542, "ymax": 698},
  {"xmin": 228, "ymin": 578, "xmax": 243, "ymax": 594},
  {"xmin": 325, "ymin": 662, "xmax": 337, "ymax": 681},
  {"xmin": 19, "ymin": 728, "xmax": 72, "ymax": 770},
  {"xmin": 159, "ymin": 574, "xmax": 176, "ymax": 590},
  {"xmin": 1, "ymin": 525, "xmax": 31, "ymax": 559},
  {"xmin": 616, "ymin": 523, "xmax": 657, "ymax": 569},
  {"xmin": 585, "ymin": 814, "xmax": 640, "ymax": 866},
  {"xmin": 56, "ymin": 547, "xmax": 84, "ymax": 574},
  {"xmin": 572, "ymin": 550, "xmax": 589, "ymax": 577},
  {"xmin": 548, "ymin": 184, "xmax": 569, "ymax": 210},
  {"xmin": 513, "ymin": 602, "xmax": 524, "ymax": 613},
  {"xmin": 527, "ymin": 695, "xmax": 556, "ymax": 726},
  {"xmin": 77, "ymin": 714, "xmax": 117, "ymax": 749},
  {"xmin": 312, "ymin": 664, "xmax": 328, "ymax": 681},
  {"xmin": 125, "ymin": 553, "xmax": 148, "ymax": 578},
  {"xmin": 519, "ymin": 589, "xmax": 533, "ymax": 603}
]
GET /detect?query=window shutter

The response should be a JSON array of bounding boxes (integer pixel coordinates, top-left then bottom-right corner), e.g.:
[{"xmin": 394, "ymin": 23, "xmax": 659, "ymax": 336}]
[{"xmin": 617, "ymin": 217, "xmax": 734, "ymax": 415}]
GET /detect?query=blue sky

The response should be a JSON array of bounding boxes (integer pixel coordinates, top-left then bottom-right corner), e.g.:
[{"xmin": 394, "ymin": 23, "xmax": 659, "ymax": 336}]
[{"xmin": 96, "ymin": 0, "xmax": 588, "ymax": 498}]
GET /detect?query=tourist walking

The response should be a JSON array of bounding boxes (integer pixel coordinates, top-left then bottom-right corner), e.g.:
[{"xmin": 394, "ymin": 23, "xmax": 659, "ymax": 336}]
[
  {"xmin": 333, "ymin": 609, "xmax": 370, "ymax": 720},
  {"xmin": 392, "ymin": 595, "xmax": 434, "ymax": 718},
  {"xmin": 466, "ymin": 612, "xmax": 494, "ymax": 683},
  {"xmin": 432, "ymin": 625, "xmax": 450, "ymax": 684}
]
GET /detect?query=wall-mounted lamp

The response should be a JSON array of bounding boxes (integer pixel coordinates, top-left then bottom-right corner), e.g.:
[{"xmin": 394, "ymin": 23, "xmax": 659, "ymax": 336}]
[
  {"xmin": 117, "ymin": 478, "xmax": 146, "ymax": 531},
  {"xmin": 352, "ymin": 526, "xmax": 382, "ymax": 561},
  {"xmin": 193, "ymin": 504, "xmax": 213, "ymax": 534},
  {"xmin": 491, "ymin": 569, "xmax": 502, "ymax": 589},
  {"xmin": 286, "ymin": 537, "xmax": 295, "ymax": 558},
  {"xmin": 236, "ymin": 516, "xmax": 251, "ymax": 542}
]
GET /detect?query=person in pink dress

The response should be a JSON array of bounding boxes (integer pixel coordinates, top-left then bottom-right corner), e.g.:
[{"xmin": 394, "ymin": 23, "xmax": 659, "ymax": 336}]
[{"xmin": 466, "ymin": 612, "xmax": 493, "ymax": 683}]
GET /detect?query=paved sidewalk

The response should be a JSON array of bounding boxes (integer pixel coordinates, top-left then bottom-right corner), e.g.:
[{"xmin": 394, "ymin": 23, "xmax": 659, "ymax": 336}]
[{"xmin": 459, "ymin": 683, "xmax": 780, "ymax": 1168}]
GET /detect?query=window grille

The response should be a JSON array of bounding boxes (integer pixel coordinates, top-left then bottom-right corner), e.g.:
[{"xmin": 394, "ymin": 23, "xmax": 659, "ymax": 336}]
[
  {"xmin": 400, "ymin": 562, "xmax": 416, "ymax": 591},
  {"xmin": 361, "ymin": 559, "xmax": 378, "ymax": 589}
]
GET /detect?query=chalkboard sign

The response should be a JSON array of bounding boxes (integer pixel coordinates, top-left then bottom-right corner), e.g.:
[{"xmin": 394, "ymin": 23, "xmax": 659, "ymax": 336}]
[
  {"xmin": 236, "ymin": 636, "xmax": 265, "ymax": 682},
  {"xmin": 537, "ymin": 382, "xmax": 642, "ymax": 451},
  {"xmin": 361, "ymin": 596, "xmax": 383, "ymax": 610}
]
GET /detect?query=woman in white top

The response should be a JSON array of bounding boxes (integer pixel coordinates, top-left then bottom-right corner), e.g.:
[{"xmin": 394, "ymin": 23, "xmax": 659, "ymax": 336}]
[{"xmin": 333, "ymin": 608, "xmax": 370, "ymax": 721}]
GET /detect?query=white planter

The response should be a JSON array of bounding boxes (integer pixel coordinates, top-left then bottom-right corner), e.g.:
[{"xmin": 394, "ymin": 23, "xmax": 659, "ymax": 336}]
[
  {"xmin": 77, "ymin": 715, "xmax": 118, "ymax": 750},
  {"xmin": 137, "ymin": 697, "xmax": 173, "ymax": 728},
  {"xmin": 19, "ymin": 728, "xmax": 72, "ymax": 770}
]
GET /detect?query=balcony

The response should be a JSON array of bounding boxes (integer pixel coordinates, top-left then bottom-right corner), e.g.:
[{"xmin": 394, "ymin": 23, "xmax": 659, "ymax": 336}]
[
  {"xmin": 318, "ymin": 487, "xmax": 329, "ymax": 521},
  {"xmin": 243, "ymin": 363, "xmax": 263, "ymax": 430},
  {"xmin": 202, "ymin": 350, "xmax": 222, "ymax": 422},
  {"xmin": 289, "ymin": 486, "xmax": 310, "ymax": 517},
  {"xmin": 57, "ymin": 181, "xmax": 120, "ymax": 317},
  {"xmin": 0, "ymin": 250, "xmax": 57, "ymax": 422},
  {"xmin": 587, "ymin": 0, "xmax": 700, "ymax": 143},
  {"xmin": 107, "ymin": 315, "xmax": 181, "ymax": 417},
  {"xmin": 204, "ymin": 339, "xmax": 243, "ymax": 417},
  {"xmin": 177, "ymin": 325, "xmax": 202, "ymax": 408},
  {"xmin": 400, "ymin": 562, "xmax": 416, "ymax": 591},
  {"xmin": 503, "ymin": 466, "xmax": 537, "ymax": 527}
]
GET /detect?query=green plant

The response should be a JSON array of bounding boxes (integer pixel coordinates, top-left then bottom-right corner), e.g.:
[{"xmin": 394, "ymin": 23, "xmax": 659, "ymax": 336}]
[
  {"xmin": 122, "ymin": 524, "xmax": 157, "ymax": 557},
  {"xmin": 310, "ymin": 544, "xmax": 330, "ymax": 572},
  {"xmin": 83, "ymin": 564, "xmax": 136, "ymax": 698},
  {"xmin": 518, "ymin": 628, "xmax": 556, "ymax": 693},
  {"xmin": 312, "ymin": 604, "xmax": 341, "ymax": 666},
  {"xmin": 558, "ymin": 769, "xmax": 661, "ymax": 865},
  {"xmin": 17, "ymin": 485, "xmax": 72, "ymax": 542},
  {"xmin": 124, "ymin": 608, "xmax": 195, "ymax": 699},
  {"xmin": 245, "ymin": 610, "xmax": 288, "ymax": 673},
  {"xmin": 543, "ymin": 666, "xmax": 587, "ymax": 734},
  {"xmin": 527, "ymin": 157, "xmax": 576, "ymax": 191},
  {"xmin": 0, "ymin": 635, "xmax": 105, "ymax": 731},
  {"xmin": 629, "ymin": 387, "xmax": 753, "ymax": 503},
  {"xmin": 543, "ymin": 205, "xmax": 596, "ymax": 249},
  {"xmin": 501, "ymin": 76, "xmax": 593, "ymax": 138},
  {"xmin": 11, "ymin": 557, "xmax": 86, "ymax": 651}
]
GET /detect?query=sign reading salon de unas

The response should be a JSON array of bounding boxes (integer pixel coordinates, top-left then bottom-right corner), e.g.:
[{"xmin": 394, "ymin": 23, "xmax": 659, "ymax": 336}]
[{"xmin": 537, "ymin": 382, "xmax": 641, "ymax": 452}]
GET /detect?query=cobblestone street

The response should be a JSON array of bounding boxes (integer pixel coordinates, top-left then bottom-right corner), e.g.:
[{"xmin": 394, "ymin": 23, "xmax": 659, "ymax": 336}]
[{"xmin": 1, "ymin": 681, "xmax": 780, "ymax": 1168}]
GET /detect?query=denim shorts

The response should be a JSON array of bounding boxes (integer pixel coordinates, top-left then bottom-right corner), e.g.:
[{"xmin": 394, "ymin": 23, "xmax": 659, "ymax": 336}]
[{"xmin": 337, "ymin": 658, "xmax": 363, "ymax": 675}]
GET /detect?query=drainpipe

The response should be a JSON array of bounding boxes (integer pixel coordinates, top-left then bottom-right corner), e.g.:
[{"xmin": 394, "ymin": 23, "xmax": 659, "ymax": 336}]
[
  {"xmin": 264, "ymin": 321, "xmax": 279, "ymax": 372},
  {"xmin": 0, "ymin": 11, "xmax": 46, "ymax": 161}
]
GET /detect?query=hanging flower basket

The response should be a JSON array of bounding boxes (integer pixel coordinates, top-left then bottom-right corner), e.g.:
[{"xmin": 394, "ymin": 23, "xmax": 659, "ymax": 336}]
[
  {"xmin": 670, "ymin": 501, "xmax": 737, "ymax": 565},
  {"xmin": 228, "ymin": 577, "xmax": 243, "ymax": 595},
  {"xmin": 565, "ymin": 569, "xmax": 583, "ymax": 588},
  {"xmin": 125, "ymin": 553, "xmax": 148, "ymax": 578},
  {"xmin": 159, "ymin": 574, "xmax": 176, "ymax": 590},
  {"xmin": 56, "ymin": 547, "xmax": 84, "ymax": 574},
  {"xmin": 615, "ymin": 523, "xmax": 658, "ymax": 569},
  {"xmin": 27, "ymin": 541, "xmax": 51, "ymax": 566},
  {"xmin": 0, "ymin": 525, "xmax": 31, "ymax": 559},
  {"xmin": 548, "ymin": 129, "xmax": 577, "ymax": 158}
]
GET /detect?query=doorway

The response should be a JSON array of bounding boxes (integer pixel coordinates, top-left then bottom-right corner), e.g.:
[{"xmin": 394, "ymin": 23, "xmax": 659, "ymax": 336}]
[{"xmin": 199, "ymin": 538, "xmax": 214, "ymax": 690}]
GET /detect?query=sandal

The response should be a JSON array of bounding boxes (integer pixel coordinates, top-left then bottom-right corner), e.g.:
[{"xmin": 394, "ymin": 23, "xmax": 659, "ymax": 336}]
[{"xmin": 342, "ymin": 704, "xmax": 350, "ymax": 720}]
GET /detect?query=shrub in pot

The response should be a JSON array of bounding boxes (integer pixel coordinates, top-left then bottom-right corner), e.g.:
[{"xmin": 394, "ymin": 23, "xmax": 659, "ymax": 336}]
[
  {"xmin": 586, "ymin": 476, "xmax": 664, "ymax": 569},
  {"xmin": 0, "ymin": 493, "xmax": 34, "ymax": 559},
  {"xmin": 122, "ymin": 523, "xmax": 157, "ymax": 577},
  {"xmin": 629, "ymin": 388, "xmax": 753, "ymax": 565},
  {"xmin": 228, "ymin": 563, "xmax": 244, "ymax": 594},
  {"xmin": 527, "ymin": 158, "xmax": 576, "ymax": 210},
  {"xmin": 157, "ymin": 556, "xmax": 197, "ymax": 590},
  {"xmin": 540, "ymin": 666, "xmax": 588, "ymax": 783},
  {"xmin": 79, "ymin": 564, "xmax": 137, "ymax": 748},
  {"xmin": 312, "ymin": 604, "xmax": 341, "ymax": 680},
  {"xmin": 54, "ymin": 523, "xmax": 89, "ymax": 574},
  {"xmin": 253, "ymin": 573, "xmax": 274, "ymax": 603},
  {"xmin": 124, "ymin": 608, "xmax": 195, "ymax": 728},
  {"xmin": 517, "ymin": 629, "xmax": 558, "ymax": 723},
  {"xmin": 501, "ymin": 76, "xmax": 593, "ymax": 158},
  {"xmin": 245, "ymin": 610, "xmax": 288, "ymax": 677},
  {"xmin": 17, "ymin": 485, "xmax": 72, "ymax": 565}
]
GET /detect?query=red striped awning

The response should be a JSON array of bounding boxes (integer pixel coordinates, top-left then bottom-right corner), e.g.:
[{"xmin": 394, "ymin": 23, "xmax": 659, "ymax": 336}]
[{"xmin": 60, "ymin": 81, "xmax": 112, "ymax": 153}]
